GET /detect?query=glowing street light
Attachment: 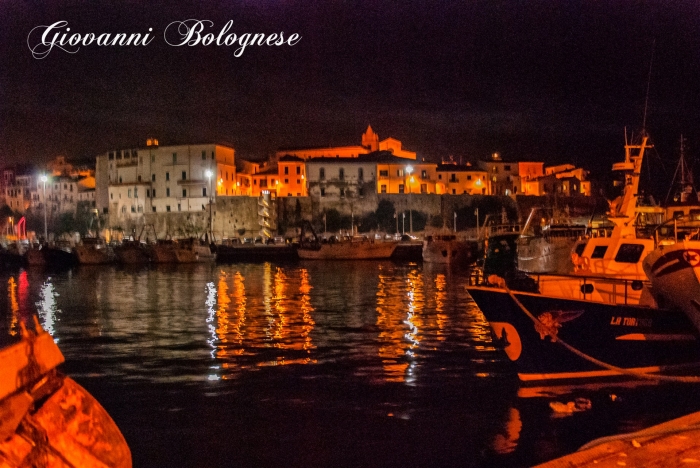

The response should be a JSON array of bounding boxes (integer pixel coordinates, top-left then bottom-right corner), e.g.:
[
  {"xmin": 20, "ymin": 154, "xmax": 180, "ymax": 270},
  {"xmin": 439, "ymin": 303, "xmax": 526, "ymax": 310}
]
[{"xmin": 40, "ymin": 174, "xmax": 48, "ymax": 241}]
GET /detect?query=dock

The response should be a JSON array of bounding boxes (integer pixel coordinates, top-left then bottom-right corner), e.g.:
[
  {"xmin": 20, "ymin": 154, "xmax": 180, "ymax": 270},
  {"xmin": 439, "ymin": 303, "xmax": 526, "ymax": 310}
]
[{"xmin": 536, "ymin": 410, "xmax": 700, "ymax": 467}]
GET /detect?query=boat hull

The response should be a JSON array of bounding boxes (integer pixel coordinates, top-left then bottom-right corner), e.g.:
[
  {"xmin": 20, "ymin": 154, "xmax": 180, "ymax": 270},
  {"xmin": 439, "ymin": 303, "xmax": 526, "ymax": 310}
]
[
  {"xmin": 422, "ymin": 238, "xmax": 479, "ymax": 265},
  {"xmin": 74, "ymin": 246, "xmax": 113, "ymax": 265},
  {"xmin": 467, "ymin": 286, "xmax": 700, "ymax": 383},
  {"xmin": 298, "ymin": 241, "xmax": 398, "ymax": 260},
  {"xmin": 644, "ymin": 241, "xmax": 700, "ymax": 334},
  {"xmin": 115, "ymin": 244, "xmax": 151, "ymax": 264}
]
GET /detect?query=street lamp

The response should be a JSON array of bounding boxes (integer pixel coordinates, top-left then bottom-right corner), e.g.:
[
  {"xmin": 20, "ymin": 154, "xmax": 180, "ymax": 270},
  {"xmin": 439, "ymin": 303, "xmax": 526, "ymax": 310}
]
[
  {"xmin": 406, "ymin": 165, "xmax": 413, "ymax": 233},
  {"xmin": 40, "ymin": 175, "xmax": 48, "ymax": 241},
  {"xmin": 205, "ymin": 169, "xmax": 213, "ymax": 239}
]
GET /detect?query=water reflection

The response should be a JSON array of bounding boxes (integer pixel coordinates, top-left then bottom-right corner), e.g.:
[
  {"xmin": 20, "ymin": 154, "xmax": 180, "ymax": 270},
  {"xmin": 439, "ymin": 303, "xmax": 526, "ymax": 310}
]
[
  {"xmin": 492, "ymin": 407, "xmax": 522, "ymax": 454},
  {"xmin": 36, "ymin": 278, "xmax": 60, "ymax": 341}
]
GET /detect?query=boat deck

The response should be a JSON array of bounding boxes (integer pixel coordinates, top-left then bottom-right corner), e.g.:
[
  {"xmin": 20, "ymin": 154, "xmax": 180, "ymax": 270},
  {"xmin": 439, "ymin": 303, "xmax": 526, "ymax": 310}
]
[{"xmin": 536, "ymin": 410, "xmax": 700, "ymax": 467}]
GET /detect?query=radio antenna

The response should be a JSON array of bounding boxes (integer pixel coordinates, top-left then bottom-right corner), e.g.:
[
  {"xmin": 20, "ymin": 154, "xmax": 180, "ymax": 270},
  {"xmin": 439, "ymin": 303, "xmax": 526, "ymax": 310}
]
[{"xmin": 642, "ymin": 39, "xmax": 656, "ymax": 134}]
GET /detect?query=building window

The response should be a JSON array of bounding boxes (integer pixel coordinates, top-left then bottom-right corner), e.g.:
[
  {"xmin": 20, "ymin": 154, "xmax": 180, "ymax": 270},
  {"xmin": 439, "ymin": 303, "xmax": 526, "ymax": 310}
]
[
  {"xmin": 131, "ymin": 206, "xmax": 135, "ymax": 213},
  {"xmin": 379, "ymin": 170, "xmax": 388, "ymax": 177},
  {"xmin": 181, "ymin": 189, "xmax": 186, "ymax": 197},
  {"xmin": 173, "ymin": 153, "xmax": 177, "ymax": 163},
  {"xmin": 358, "ymin": 168, "xmax": 364, "ymax": 180},
  {"xmin": 203, "ymin": 188, "xmax": 207, "ymax": 197},
  {"xmin": 421, "ymin": 170, "xmax": 427, "ymax": 179},
  {"xmin": 211, "ymin": 151, "xmax": 215, "ymax": 159},
  {"xmin": 284, "ymin": 167, "xmax": 289, "ymax": 175},
  {"xmin": 109, "ymin": 152, "xmax": 114, "ymax": 160},
  {"xmin": 450, "ymin": 174, "xmax": 457, "ymax": 182},
  {"xmin": 452, "ymin": 189, "xmax": 456, "ymax": 194},
  {"xmin": 319, "ymin": 168, "xmax": 325, "ymax": 180},
  {"xmin": 202, "ymin": 151, "xmax": 206, "ymax": 160},
  {"xmin": 166, "ymin": 205, "xmax": 171, "ymax": 212},
  {"xmin": 340, "ymin": 188, "xmax": 345, "ymax": 197},
  {"xmin": 152, "ymin": 174, "xmax": 156, "ymax": 181},
  {"xmin": 134, "ymin": 188, "xmax": 138, "ymax": 198},
  {"xmin": 320, "ymin": 187, "xmax": 325, "ymax": 197},
  {"xmin": 260, "ymin": 180, "xmax": 267, "ymax": 188},
  {"xmin": 182, "ymin": 171, "xmax": 186, "ymax": 180},
  {"xmin": 284, "ymin": 179, "xmax": 289, "ymax": 184},
  {"xmin": 339, "ymin": 168, "xmax": 345, "ymax": 180},
  {"xmin": 296, "ymin": 166, "xmax": 301, "ymax": 175},
  {"xmin": 380, "ymin": 185, "xmax": 387, "ymax": 193},
  {"xmin": 397, "ymin": 169, "xmax": 403, "ymax": 177},
  {"xmin": 152, "ymin": 189, "xmax": 156, "ymax": 197},
  {"xmin": 146, "ymin": 189, "xmax": 150, "ymax": 197},
  {"xmin": 166, "ymin": 172, "xmax": 170, "ymax": 181},
  {"xmin": 467, "ymin": 175, "xmax": 472, "ymax": 180},
  {"xmin": 504, "ymin": 165, "xmax": 511, "ymax": 171},
  {"xmin": 420, "ymin": 184, "xmax": 427, "ymax": 193},
  {"xmin": 297, "ymin": 179, "xmax": 301, "ymax": 184},
  {"xmin": 178, "ymin": 204, "xmax": 181, "ymax": 212},
  {"xmin": 152, "ymin": 207, "xmax": 156, "ymax": 212},
  {"xmin": 110, "ymin": 193, "xmax": 113, "ymax": 200},
  {"xmin": 166, "ymin": 188, "xmax": 170, "ymax": 197},
  {"xmin": 438, "ymin": 174, "xmax": 442, "ymax": 180},
  {"xmin": 399, "ymin": 184, "xmax": 405, "ymax": 194},
  {"xmin": 151, "ymin": 155, "xmax": 155, "ymax": 162},
  {"xmin": 128, "ymin": 189, "xmax": 132, "ymax": 198}
]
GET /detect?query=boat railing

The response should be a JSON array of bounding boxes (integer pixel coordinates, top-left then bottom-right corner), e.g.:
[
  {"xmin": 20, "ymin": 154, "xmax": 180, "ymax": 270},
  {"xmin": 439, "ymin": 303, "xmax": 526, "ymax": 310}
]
[{"xmin": 530, "ymin": 272, "xmax": 649, "ymax": 306}]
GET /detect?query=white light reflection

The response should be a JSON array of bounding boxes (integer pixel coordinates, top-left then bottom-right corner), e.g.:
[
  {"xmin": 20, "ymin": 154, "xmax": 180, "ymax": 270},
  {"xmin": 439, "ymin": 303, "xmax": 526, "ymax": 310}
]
[
  {"xmin": 205, "ymin": 281, "xmax": 219, "ymax": 381},
  {"xmin": 36, "ymin": 278, "xmax": 60, "ymax": 342}
]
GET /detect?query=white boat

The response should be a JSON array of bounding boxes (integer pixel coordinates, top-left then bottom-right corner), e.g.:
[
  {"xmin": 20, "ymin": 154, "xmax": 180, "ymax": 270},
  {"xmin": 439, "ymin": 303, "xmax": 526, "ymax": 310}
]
[
  {"xmin": 174, "ymin": 238, "xmax": 216, "ymax": 263},
  {"xmin": 298, "ymin": 236, "xmax": 398, "ymax": 260},
  {"xmin": 74, "ymin": 237, "xmax": 114, "ymax": 265},
  {"xmin": 422, "ymin": 232, "xmax": 479, "ymax": 265},
  {"xmin": 532, "ymin": 135, "xmax": 663, "ymax": 305}
]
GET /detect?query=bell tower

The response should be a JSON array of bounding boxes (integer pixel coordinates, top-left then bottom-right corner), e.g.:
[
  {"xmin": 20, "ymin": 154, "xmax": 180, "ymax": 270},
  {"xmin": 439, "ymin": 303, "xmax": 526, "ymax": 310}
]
[{"xmin": 361, "ymin": 125, "xmax": 379, "ymax": 152}]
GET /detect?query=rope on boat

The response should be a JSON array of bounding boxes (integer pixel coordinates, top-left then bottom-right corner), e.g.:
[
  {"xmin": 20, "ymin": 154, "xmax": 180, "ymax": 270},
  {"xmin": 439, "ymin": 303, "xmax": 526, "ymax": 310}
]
[{"xmin": 501, "ymin": 284, "xmax": 700, "ymax": 383}]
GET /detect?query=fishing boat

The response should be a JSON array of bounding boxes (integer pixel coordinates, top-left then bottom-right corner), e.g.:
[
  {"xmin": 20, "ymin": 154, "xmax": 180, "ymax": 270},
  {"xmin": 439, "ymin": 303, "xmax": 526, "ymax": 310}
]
[
  {"xmin": 174, "ymin": 238, "xmax": 216, "ymax": 263},
  {"xmin": 422, "ymin": 232, "xmax": 480, "ymax": 265},
  {"xmin": 298, "ymin": 235, "xmax": 398, "ymax": 260},
  {"xmin": 115, "ymin": 239, "xmax": 151, "ymax": 264},
  {"xmin": 516, "ymin": 207, "xmax": 588, "ymax": 275},
  {"xmin": 149, "ymin": 238, "xmax": 179, "ymax": 263},
  {"xmin": 25, "ymin": 242, "xmax": 78, "ymax": 268},
  {"xmin": 74, "ymin": 237, "xmax": 114, "ymax": 265},
  {"xmin": 467, "ymin": 133, "xmax": 700, "ymax": 385},
  {"xmin": 0, "ymin": 317, "xmax": 131, "ymax": 467}
]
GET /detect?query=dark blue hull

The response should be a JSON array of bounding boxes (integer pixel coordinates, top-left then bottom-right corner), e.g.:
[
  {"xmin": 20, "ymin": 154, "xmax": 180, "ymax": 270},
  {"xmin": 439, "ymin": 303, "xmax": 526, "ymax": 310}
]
[{"xmin": 467, "ymin": 286, "xmax": 700, "ymax": 384}]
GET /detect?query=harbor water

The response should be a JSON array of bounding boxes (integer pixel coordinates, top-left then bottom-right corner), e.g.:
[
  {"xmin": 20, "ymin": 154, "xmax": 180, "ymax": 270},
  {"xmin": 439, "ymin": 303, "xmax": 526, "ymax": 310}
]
[{"xmin": 2, "ymin": 261, "xmax": 700, "ymax": 467}]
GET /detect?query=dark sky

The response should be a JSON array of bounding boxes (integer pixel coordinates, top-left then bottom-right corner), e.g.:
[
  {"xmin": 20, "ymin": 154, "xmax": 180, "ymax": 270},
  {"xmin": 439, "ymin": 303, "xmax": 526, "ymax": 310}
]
[{"xmin": 2, "ymin": 0, "xmax": 700, "ymax": 189}]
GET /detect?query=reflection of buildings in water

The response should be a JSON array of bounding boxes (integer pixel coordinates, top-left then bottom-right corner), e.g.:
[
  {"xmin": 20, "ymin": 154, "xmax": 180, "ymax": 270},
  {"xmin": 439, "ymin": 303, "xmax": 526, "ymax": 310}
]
[
  {"xmin": 36, "ymin": 278, "xmax": 60, "ymax": 341},
  {"xmin": 376, "ymin": 267, "xmax": 424, "ymax": 383},
  {"xmin": 213, "ymin": 265, "xmax": 317, "ymax": 374},
  {"xmin": 491, "ymin": 407, "xmax": 522, "ymax": 454},
  {"xmin": 8, "ymin": 277, "xmax": 18, "ymax": 336},
  {"xmin": 7, "ymin": 272, "xmax": 31, "ymax": 337},
  {"xmin": 433, "ymin": 274, "xmax": 448, "ymax": 341}
]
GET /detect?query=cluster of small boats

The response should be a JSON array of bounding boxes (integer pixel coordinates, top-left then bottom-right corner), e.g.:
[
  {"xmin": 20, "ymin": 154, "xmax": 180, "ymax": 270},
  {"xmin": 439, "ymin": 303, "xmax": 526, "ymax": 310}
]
[
  {"xmin": 0, "ymin": 236, "xmax": 217, "ymax": 268},
  {"xmin": 467, "ymin": 133, "xmax": 700, "ymax": 390}
]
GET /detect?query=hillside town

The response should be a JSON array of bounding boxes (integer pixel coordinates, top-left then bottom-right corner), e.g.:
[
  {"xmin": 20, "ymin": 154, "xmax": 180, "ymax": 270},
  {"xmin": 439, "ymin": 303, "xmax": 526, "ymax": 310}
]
[{"xmin": 1, "ymin": 126, "xmax": 592, "ymax": 242}]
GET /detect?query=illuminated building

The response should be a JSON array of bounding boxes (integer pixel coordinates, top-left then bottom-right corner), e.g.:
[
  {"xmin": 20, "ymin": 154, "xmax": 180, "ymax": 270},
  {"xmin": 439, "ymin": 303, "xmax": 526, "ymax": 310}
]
[{"xmin": 95, "ymin": 141, "xmax": 236, "ymax": 218}]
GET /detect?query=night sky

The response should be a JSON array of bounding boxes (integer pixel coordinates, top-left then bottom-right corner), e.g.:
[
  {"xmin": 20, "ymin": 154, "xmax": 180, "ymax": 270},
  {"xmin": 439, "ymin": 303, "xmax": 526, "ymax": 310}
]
[{"xmin": 2, "ymin": 0, "xmax": 700, "ymax": 192}]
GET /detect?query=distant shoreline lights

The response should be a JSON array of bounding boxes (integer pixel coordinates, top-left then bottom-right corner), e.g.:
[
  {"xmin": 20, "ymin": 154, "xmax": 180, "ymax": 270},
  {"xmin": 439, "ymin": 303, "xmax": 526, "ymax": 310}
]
[{"xmin": 27, "ymin": 19, "xmax": 302, "ymax": 59}]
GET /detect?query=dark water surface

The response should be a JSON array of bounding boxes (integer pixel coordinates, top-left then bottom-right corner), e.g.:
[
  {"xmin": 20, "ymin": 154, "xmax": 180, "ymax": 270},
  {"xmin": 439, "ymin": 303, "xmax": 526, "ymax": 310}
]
[{"xmin": 2, "ymin": 261, "xmax": 700, "ymax": 467}]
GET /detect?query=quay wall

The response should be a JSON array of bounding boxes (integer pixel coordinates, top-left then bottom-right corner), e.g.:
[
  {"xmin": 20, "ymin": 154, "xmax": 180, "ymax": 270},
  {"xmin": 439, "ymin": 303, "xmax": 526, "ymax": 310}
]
[{"xmin": 107, "ymin": 194, "xmax": 602, "ymax": 239}]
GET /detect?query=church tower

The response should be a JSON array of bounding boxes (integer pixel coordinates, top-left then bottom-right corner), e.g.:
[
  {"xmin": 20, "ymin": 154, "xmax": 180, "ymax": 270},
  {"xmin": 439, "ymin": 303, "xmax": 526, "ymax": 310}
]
[{"xmin": 361, "ymin": 125, "xmax": 379, "ymax": 152}]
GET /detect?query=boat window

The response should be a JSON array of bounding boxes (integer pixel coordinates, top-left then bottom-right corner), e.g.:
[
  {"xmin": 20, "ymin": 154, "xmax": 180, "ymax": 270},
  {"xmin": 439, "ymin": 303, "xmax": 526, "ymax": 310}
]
[
  {"xmin": 590, "ymin": 245, "xmax": 607, "ymax": 258},
  {"xmin": 690, "ymin": 209, "xmax": 700, "ymax": 221},
  {"xmin": 574, "ymin": 243, "xmax": 586, "ymax": 256},
  {"xmin": 614, "ymin": 243, "xmax": 645, "ymax": 263}
]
